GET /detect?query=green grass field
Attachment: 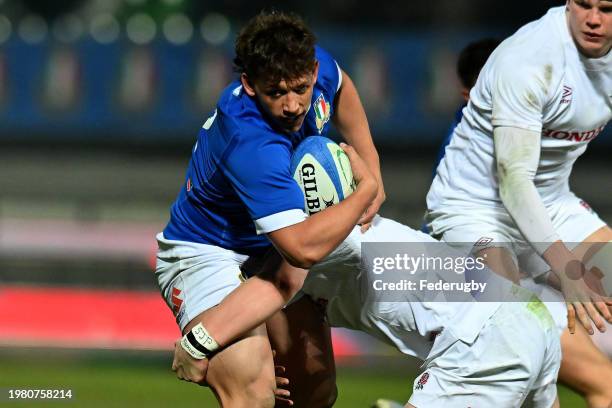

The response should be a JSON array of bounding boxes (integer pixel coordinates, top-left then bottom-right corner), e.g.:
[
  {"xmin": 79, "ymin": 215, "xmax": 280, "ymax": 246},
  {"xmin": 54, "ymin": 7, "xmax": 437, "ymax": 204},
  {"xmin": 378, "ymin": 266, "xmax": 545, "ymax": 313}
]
[{"xmin": 0, "ymin": 349, "xmax": 586, "ymax": 407}]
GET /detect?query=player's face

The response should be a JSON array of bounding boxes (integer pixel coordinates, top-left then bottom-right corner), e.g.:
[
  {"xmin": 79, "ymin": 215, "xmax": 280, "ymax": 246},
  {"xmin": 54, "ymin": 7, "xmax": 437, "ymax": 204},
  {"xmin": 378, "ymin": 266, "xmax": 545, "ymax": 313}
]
[
  {"xmin": 242, "ymin": 63, "xmax": 319, "ymax": 133},
  {"xmin": 567, "ymin": 0, "xmax": 612, "ymax": 58}
]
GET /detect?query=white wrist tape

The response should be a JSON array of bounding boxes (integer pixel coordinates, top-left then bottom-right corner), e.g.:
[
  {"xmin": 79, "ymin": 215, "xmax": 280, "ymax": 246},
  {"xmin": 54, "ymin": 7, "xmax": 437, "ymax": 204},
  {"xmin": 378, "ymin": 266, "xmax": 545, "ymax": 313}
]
[
  {"xmin": 191, "ymin": 323, "xmax": 220, "ymax": 353},
  {"xmin": 180, "ymin": 335, "xmax": 207, "ymax": 360},
  {"xmin": 180, "ymin": 323, "xmax": 220, "ymax": 360}
]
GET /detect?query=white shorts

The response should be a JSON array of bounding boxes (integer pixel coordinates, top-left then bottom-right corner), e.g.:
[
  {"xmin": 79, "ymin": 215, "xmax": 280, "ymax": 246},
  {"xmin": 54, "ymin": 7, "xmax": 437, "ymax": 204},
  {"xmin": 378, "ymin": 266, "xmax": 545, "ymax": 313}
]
[
  {"xmin": 428, "ymin": 192, "xmax": 605, "ymax": 243},
  {"xmin": 155, "ymin": 233, "xmax": 248, "ymax": 330},
  {"xmin": 409, "ymin": 302, "xmax": 561, "ymax": 408},
  {"xmin": 428, "ymin": 193, "xmax": 605, "ymax": 271},
  {"xmin": 427, "ymin": 192, "xmax": 606, "ymax": 323}
]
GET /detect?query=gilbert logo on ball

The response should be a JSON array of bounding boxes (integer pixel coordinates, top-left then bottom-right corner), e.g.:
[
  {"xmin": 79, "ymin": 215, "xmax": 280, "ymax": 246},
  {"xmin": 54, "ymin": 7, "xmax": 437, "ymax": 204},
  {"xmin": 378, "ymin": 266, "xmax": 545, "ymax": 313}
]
[{"xmin": 291, "ymin": 136, "xmax": 356, "ymax": 216}]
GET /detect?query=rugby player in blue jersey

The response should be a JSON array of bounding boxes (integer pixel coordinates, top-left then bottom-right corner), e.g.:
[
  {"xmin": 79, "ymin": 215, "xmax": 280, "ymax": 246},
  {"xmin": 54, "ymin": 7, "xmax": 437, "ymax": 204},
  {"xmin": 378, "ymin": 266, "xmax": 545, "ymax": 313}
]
[{"xmin": 155, "ymin": 11, "xmax": 384, "ymax": 408}]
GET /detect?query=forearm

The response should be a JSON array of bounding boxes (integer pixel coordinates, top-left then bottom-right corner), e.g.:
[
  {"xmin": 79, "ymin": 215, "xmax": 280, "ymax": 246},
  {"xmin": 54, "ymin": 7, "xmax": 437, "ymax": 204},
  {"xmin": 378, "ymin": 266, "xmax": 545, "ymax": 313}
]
[
  {"xmin": 203, "ymin": 277, "xmax": 285, "ymax": 346},
  {"xmin": 499, "ymin": 171, "xmax": 560, "ymax": 249},
  {"xmin": 200, "ymin": 257, "xmax": 307, "ymax": 347},
  {"xmin": 494, "ymin": 126, "xmax": 562, "ymax": 256},
  {"xmin": 498, "ymin": 161, "xmax": 576, "ymax": 279},
  {"xmin": 333, "ymin": 71, "xmax": 382, "ymax": 182},
  {"xmin": 270, "ymin": 177, "xmax": 377, "ymax": 268}
]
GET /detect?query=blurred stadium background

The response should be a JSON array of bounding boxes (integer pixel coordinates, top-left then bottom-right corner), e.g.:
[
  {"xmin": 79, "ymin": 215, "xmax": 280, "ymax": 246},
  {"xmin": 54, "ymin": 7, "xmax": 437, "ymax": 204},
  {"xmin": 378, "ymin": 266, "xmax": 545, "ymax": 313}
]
[{"xmin": 0, "ymin": 0, "xmax": 609, "ymax": 406}]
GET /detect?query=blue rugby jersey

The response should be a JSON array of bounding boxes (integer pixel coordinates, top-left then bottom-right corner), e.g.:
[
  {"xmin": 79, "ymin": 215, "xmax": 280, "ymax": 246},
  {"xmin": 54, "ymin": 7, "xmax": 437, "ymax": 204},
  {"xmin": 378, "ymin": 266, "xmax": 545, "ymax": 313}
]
[{"xmin": 163, "ymin": 46, "xmax": 342, "ymax": 255}]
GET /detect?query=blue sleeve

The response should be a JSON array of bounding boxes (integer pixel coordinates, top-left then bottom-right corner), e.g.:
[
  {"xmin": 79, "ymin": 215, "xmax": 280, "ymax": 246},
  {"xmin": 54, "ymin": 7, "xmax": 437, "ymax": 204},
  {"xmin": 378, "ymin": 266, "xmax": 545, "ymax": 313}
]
[
  {"xmin": 221, "ymin": 130, "xmax": 306, "ymax": 233},
  {"xmin": 315, "ymin": 45, "xmax": 342, "ymax": 98}
]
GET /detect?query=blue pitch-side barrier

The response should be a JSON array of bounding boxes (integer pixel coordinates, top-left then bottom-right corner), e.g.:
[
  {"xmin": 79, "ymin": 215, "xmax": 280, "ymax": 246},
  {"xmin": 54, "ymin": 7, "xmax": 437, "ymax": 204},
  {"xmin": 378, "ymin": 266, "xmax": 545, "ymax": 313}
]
[{"xmin": 0, "ymin": 29, "xmax": 610, "ymax": 145}]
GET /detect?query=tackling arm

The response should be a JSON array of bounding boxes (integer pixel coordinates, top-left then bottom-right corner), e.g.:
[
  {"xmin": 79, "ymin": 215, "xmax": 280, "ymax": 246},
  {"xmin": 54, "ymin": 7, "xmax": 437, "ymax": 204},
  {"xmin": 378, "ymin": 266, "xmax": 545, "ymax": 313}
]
[
  {"xmin": 196, "ymin": 252, "xmax": 305, "ymax": 347},
  {"xmin": 494, "ymin": 126, "xmax": 560, "ymax": 250},
  {"xmin": 268, "ymin": 143, "xmax": 377, "ymax": 268},
  {"xmin": 494, "ymin": 126, "xmax": 612, "ymax": 333}
]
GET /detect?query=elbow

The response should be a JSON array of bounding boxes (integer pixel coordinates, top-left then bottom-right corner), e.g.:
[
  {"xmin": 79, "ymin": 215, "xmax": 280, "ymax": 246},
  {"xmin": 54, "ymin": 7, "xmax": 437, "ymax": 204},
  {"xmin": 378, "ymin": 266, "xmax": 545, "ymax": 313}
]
[
  {"xmin": 285, "ymin": 252, "xmax": 318, "ymax": 269},
  {"xmin": 497, "ymin": 160, "xmax": 511, "ymax": 201},
  {"xmin": 283, "ymin": 244, "xmax": 322, "ymax": 269},
  {"xmin": 271, "ymin": 228, "xmax": 325, "ymax": 268},
  {"xmin": 276, "ymin": 268, "xmax": 307, "ymax": 301},
  {"xmin": 497, "ymin": 161, "xmax": 532, "ymax": 206}
]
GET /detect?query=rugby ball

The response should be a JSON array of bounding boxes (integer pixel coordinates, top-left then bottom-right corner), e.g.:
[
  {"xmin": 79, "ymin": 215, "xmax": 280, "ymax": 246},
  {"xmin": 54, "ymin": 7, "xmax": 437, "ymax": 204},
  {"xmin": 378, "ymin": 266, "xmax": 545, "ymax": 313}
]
[{"xmin": 290, "ymin": 136, "xmax": 356, "ymax": 216}]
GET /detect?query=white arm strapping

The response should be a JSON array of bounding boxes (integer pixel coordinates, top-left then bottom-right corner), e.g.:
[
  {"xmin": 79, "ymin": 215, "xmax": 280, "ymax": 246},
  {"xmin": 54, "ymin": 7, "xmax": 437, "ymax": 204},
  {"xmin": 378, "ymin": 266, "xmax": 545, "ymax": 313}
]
[{"xmin": 494, "ymin": 126, "xmax": 561, "ymax": 255}]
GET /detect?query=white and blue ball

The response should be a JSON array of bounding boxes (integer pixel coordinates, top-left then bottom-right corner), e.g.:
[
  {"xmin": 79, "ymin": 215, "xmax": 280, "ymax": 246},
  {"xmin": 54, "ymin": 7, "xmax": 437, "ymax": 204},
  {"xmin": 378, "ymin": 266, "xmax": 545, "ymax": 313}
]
[{"xmin": 290, "ymin": 136, "xmax": 356, "ymax": 216}]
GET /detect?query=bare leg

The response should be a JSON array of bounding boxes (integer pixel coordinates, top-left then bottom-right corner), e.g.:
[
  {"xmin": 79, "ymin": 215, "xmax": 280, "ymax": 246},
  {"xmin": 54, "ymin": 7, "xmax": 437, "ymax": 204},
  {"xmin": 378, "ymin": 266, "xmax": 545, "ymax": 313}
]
[
  {"xmin": 558, "ymin": 225, "xmax": 612, "ymax": 408},
  {"xmin": 183, "ymin": 311, "xmax": 277, "ymax": 408},
  {"xmin": 267, "ymin": 295, "xmax": 337, "ymax": 408},
  {"xmin": 558, "ymin": 326, "xmax": 612, "ymax": 408}
]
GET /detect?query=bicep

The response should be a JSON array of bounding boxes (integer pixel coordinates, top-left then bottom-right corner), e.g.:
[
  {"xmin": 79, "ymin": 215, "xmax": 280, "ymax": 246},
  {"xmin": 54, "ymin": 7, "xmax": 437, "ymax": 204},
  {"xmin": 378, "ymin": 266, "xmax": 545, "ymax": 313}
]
[{"xmin": 490, "ymin": 59, "xmax": 549, "ymax": 133}]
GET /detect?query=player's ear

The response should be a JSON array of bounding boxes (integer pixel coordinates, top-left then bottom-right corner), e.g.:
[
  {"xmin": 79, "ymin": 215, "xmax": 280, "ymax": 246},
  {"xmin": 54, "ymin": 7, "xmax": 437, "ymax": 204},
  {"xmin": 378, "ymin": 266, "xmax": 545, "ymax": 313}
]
[{"xmin": 241, "ymin": 73, "xmax": 256, "ymax": 97}]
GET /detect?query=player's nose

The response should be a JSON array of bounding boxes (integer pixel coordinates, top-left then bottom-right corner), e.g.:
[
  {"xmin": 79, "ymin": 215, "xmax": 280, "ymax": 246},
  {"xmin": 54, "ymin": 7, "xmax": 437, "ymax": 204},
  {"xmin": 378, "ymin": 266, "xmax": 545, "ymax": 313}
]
[
  {"xmin": 283, "ymin": 95, "xmax": 301, "ymax": 116},
  {"xmin": 585, "ymin": 9, "xmax": 602, "ymax": 28}
]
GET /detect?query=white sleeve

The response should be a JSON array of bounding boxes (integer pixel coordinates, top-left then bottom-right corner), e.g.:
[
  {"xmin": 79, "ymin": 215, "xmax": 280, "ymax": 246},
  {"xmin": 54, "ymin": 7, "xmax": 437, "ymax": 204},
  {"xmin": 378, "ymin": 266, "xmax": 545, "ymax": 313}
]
[
  {"xmin": 494, "ymin": 126, "xmax": 561, "ymax": 255},
  {"xmin": 491, "ymin": 55, "xmax": 551, "ymax": 133},
  {"xmin": 335, "ymin": 61, "xmax": 343, "ymax": 92},
  {"xmin": 254, "ymin": 209, "xmax": 307, "ymax": 235}
]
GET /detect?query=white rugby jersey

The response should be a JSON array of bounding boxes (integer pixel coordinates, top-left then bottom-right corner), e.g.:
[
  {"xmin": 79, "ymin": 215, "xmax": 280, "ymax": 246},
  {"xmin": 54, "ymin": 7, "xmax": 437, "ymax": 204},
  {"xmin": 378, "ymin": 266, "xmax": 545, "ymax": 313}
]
[{"xmin": 428, "ymin": 6, "xmax": 612, "ymax": 210}]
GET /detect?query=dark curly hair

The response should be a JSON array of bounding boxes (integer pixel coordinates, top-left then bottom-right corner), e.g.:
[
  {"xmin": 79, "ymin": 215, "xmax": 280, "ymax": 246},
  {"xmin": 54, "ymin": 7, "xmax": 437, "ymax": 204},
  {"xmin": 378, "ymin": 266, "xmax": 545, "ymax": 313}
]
[
  {"xmin": 457, "ymin": 38, "xmax": 501, "ymax": 89},
  {"xmin": 234, "ymin": 11, "xmax": 317, "ymax": 84}
]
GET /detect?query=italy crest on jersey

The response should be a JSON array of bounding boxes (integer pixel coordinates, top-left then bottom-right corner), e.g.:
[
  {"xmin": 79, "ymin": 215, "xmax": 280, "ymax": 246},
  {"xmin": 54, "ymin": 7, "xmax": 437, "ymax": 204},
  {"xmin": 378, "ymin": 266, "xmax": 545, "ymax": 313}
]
[{"xmin": 314, "ymin": 93, "xmax": 331, "ymax": 134}]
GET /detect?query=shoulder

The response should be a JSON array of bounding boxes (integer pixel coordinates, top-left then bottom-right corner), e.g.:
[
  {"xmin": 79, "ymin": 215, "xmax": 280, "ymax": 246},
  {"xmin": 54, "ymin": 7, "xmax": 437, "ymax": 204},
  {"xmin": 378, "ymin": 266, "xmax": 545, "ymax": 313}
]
[
  {"xmin": 489, "ymin": 7, "xmax": 566, "ymax": 84},
  {"xmin": 315, "ymin": 45, "xmax": 342, "ymax": 93},
  {"xmin": 483, "ymin": 16, "xmax": 566, "ymax": 100},
  {"xmin": 214, "ymin": 81, "xmax": 278, "ymax": 140}
]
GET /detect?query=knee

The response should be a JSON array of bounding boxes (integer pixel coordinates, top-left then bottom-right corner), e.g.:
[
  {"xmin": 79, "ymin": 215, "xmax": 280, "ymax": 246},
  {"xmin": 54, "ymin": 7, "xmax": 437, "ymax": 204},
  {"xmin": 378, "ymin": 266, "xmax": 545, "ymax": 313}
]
[
  {"xmin": 217, "ymin": 375, "xmax": 276, "ymax": 408},
  {"xmin": 580, "ymin": 363, "xmax": 612, "ymax": 408},
  {"xmin": 585, "ymin": 394, "xmax": 612, "ymax": 408}
]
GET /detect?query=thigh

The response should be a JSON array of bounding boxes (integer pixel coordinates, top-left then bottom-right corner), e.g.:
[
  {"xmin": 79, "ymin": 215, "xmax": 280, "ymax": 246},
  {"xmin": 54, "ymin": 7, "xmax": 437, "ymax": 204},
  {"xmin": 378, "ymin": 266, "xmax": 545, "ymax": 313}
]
[
  {"xmin": 477, "ymin": 246, "xmax": 522, "ymax": 283},
  {"xmin": 266, "ymin": 295, "xmax": 337, "ymax": 408},
  {"xmin": 572, "ymin": 226, "xmax": 612, "ymax": 298},
  {"xmin": 209, "ymin": 325, "xmax": 276, "ymax": 407},
  {"xmin": 184, "ymin": 312, "xmax": 276, "ymax": 408},
  {"xmin": 557, "ymin": 325, "xmax": 612, "ymax": 398},
  {"xmin": 570, "ymin": 225, "xmax": 612, "ymax": 258}
]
